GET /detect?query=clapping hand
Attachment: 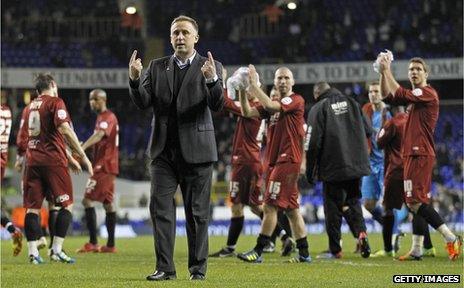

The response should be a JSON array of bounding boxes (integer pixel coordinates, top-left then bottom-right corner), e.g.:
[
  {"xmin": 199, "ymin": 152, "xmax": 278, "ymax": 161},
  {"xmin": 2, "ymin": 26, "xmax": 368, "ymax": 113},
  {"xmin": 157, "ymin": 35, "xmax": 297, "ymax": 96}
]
[
  {"xmin": 201, "ymin": 51, "xmax": 217, "ymax": 80},
  {"xmin": 129, "ymin": 50, "xmax": 143, "ymax": 81},
  {"xmin": 377, "ymin": 53, "xmax": 392, "ymax": 73},
  {"xmin": 248, "ymin": 64, "xmax": 258, "ymax": 87}
]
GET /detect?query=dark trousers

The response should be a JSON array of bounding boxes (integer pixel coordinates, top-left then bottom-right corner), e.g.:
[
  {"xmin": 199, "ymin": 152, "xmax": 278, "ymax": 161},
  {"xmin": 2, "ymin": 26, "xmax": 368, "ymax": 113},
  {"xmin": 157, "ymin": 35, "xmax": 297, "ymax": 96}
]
[
  {"xmin": 149, "ymin": 146, "xmax": 213, "ymax": 275},
  {"xmin": 323, "ymin": 178, "xmax": 367, "ymax": 254}
]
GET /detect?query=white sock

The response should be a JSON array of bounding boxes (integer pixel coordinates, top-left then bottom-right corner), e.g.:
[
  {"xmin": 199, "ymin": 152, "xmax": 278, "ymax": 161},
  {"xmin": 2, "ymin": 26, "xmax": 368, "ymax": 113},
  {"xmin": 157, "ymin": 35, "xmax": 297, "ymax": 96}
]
[
  {"xmin": 52, "ymin": 236, "xmax": 65, "ymax": 254},
  {"xmin": 226, "ymin": 245, "xmax": 236, "ymax": 250},
  {"xmin": 392, "ymin": 233, "xmax": 398, "ymax": 248},
  {"xmin": 437, "ymin": 224, "xmax": 456, "ymax": 243},
  {"xmin": 410, "ymin": 234, "xmax": 424, "ymax": 256},
  {"xmin": 27, "ymin": 241, "xmax": 39, "ymax": 257}
]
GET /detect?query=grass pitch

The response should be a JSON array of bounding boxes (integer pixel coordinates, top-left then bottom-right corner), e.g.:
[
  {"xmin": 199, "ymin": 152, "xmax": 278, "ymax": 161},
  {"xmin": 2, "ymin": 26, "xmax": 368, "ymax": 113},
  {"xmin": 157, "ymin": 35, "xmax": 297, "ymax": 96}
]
[{"xmin": 1, "ymin": 233, "xmax": 463, "ymax": 287}]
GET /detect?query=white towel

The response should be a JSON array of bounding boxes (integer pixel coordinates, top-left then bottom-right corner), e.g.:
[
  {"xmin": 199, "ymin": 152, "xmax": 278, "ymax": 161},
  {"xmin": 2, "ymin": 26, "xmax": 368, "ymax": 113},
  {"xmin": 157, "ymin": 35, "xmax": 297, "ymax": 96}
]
[
  {"xmin": 373, "ymin": 49, "xmax": 394, "ymax": 73},
  {"xmin": 226, "ymin": 67, "xmax": 261, "ymax": 100}
]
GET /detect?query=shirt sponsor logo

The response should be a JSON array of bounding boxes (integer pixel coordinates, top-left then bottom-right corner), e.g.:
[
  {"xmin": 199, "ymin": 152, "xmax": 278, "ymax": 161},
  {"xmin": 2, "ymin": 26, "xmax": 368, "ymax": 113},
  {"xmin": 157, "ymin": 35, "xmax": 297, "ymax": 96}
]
[
  {"xmin": 28, "ymin": 139, "xmax": 40, "ymax": 149},
  {"xmin": 281, "ymin": 97, "xmax": 292, "ymax": 105},
  {"xmin": 57, "ymin": 109, "xmax": 67, "ymax": 120},
  {"xmin": 99, "ymin": 121, "xmax": 109, "ymax": 129},
  {"xmin": 412, "ymin": 88, "xmax": 423, "ymax": 97},
  {"xmin": 331, "ymin": 101, "xmax": 348, "ymax": 115}
]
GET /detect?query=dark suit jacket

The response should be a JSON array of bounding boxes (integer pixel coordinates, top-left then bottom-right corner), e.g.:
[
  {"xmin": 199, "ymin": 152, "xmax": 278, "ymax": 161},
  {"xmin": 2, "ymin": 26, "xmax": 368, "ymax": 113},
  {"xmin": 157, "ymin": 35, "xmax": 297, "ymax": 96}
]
[{"xmin": 129, "ymin": 53, "xmax": 224, "ymax": 163}]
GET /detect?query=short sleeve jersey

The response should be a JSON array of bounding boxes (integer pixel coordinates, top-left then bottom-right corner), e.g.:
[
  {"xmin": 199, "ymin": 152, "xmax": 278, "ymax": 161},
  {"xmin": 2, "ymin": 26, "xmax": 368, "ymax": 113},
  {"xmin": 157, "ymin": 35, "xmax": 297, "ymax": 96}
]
[
  {"xmin": 92, "ymin": 110, "xmax": 119, "ymax": 174},
  {"xmin": 16, "ymin": 105, "xmax": 30, "ymax": 157},
  {"xmin": 223, "ymin": 97, "xmax": 263, "ymax": 164},
  {"xmin": 259, "ymin": 93, "xmax": 305, "ymax": 166},
  {"xmin": 0, "ymin": 104, "xmax": 12, "ymax": 166},
  {"xmin": 377, "ymin": 112, "xmax": 408, "ymax": 179},
  {"xmin": 26, "ymin": 95, "xmax": 70, "ymax": 167},
  {"xmin": 386, "ymin": 86, "xmax": 439, "ymax": 156}
]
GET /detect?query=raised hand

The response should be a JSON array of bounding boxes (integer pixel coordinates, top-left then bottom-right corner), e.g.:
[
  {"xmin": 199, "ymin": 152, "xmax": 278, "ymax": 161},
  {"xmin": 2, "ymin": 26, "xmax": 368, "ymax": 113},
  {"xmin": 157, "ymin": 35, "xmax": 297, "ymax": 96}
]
[
  {"xmin": 68, "ymin": 156, "xmax": 82, "ymax": 174},
  {"xmin": 377, "ymin": 53, "xmax": 391, "ymax": 72},
  {"xmin": 248, "ymin": 64, "xmax": 258, "ymax": 86},
  {"xmin": 129, "ymin": 50, "xmax": 143, "ymax": 80},
  {"xmin": 201, "ymin": 51, "xmax": 217, "ymax": 80}
]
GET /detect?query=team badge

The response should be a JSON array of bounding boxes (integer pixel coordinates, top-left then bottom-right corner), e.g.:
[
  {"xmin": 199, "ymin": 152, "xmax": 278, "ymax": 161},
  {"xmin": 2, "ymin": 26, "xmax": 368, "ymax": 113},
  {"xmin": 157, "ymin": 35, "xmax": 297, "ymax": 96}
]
[
  {"xmin": 281, "ymin": 97, "xmax": 292, "ymax": 105},
  {"xmin": 412, "ymin": 88, "xmax": 423, "ymax": 97},
  {"xmin": 57, "ymin": 109, "xmax": 67, "ymax": 119},
  {"xmin": 99, "ymin": 121, "xmax": 109, "ymax": 129}
]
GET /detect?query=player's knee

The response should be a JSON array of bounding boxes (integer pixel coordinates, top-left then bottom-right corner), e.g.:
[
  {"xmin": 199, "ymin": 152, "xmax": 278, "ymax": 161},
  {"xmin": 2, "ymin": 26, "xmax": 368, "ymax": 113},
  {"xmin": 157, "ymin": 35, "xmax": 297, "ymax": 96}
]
[
  {"xmin": 406, "ymin": 203, "xmax": 420, "ymax": 214},
  {"xmin": 263, "ymin": 204, "xmax": 277, "ymax": 215},
  {"xmin": 103, "ymin": 203, "xmax": 114, "ymax": 213},
  {"xmin": 26, "ymin": 208, "xmax": 40, "ymax": 215},
  {"xmin": 231, "ymin": 203, "xmax": 244, "ymax": 217},
  {"xmin": 363, "ymin": 200, "xmax": 376, "ymax": 212},
  {"xmin": 82, "ymin": 198, "xmax": 92, "ymax": 208},
  {"xmin": 62, "ymin": 204, "xmax": 73, "ymax": 212},
  {"xmin": 249, "ymin": 204, "xmax": 262, "ymax": 216}
]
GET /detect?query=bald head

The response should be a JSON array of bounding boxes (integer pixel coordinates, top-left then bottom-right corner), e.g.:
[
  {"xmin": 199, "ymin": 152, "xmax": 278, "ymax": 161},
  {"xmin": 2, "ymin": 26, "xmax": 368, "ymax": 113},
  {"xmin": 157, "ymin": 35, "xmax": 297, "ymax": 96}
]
[
  {"xmin": 89, "ymin": 89, "xmax": 107, "ymax": 113},
  {"xmin": 89, "ymin": 89, "xmax": 107, "ymax": 100},
  {"xmin": 313, "ymin": 82, "xmax": 331, "ymax": 100},
  {"xmin": 274, "ymin": 67, "xmax": 295, "ymax": 97}
]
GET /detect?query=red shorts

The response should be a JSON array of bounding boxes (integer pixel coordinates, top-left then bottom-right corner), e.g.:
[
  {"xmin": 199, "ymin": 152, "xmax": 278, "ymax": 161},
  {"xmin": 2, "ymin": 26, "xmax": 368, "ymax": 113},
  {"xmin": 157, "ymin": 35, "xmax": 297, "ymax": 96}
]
[
  {"xmin": 23, "ymin": 166, "xmax": 73, "ymax": 209},
  {"xmin": 230, "ymin": 162, "xmax": 263, "ymax": 206},
  {"xmin": 403, "ymin": 156, "xmax": 434, "ymax": 205},
  {"xmin": 264, "ymin": 162, "xmax": 300, "ymax": 210},
  {"xmin": 383, "ymin": 177, "xmax": 405, "ymax": 210},
  {"xmin": 84, "ymin": 172, "xmax": 116, "ymax": 204}
]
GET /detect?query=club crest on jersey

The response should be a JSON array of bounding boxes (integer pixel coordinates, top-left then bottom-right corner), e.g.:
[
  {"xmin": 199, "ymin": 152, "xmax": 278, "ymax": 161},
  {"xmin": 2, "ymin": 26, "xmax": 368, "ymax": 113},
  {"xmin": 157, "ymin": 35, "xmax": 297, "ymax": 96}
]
[
  {"xmin": 412, "ymin": 88, "xmax": 423, "ymax": 97},
  {"xmin": 99, "ymin": 121, "xmax": 109, "ymax": 129},
  {"xmin": 281, "ymin": 97, "xmax": 292, "ymax": 105},
  {"xmin": 57, "ymin": 109, "xmax": 67, "ymax": 119}
]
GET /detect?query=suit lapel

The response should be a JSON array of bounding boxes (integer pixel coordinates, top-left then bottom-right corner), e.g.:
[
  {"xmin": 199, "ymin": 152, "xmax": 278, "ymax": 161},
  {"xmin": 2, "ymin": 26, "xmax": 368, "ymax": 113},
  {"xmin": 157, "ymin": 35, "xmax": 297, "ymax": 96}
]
[
  {"xmin": 177, "ymin": 53, "xmax": 202, "ymax": 105},
  {"xmin": 166, "ymin": 56, "xmax": 175, "ymax": 95}
]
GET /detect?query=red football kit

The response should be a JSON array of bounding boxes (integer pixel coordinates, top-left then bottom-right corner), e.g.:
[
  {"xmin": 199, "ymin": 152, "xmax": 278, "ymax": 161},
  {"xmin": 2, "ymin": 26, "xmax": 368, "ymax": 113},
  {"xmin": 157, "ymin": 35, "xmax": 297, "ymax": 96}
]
[
  {"xmin": 23, "ymin": 95, "xmax": 73, "ymax": 208},
  {"xmin": 385, "ymin": 86, "xmax": 439, "ymax": 204},
  {"xmin": 84, "ymin": 110, "xmax": 119, "ymax": 204},
  {"xmin": 258, "ymin": 93, "xmax": 305, "ymax": 209},
  {"xmin": 223, "ymin": 96, "xmax": 263, "ymax": 205}
]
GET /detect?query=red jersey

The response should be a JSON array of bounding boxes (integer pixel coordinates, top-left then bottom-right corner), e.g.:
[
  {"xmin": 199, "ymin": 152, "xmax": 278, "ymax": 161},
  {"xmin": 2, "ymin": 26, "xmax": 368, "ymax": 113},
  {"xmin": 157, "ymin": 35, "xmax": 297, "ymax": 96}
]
[
  {"xmin": 92, "ymin": 110, "xmax": 119, "ymax": 175},
  {"xmin": 259, "ymin": 93, "xmax": 306, "ymax": 166},
  {"xmin": 16, "ymin": 105, "xmax": 30, "ymax": 157},
  {"xmin": 0, "ymin": 104, "xmax": 12, "ymax": 168},
  {"xmin": 223, "ymin": 97, "xmax": 263, "ymax": 164},
  {"xmin": 377, "ymin": 112, "xmax": 408, "ymax": 180},
  {"xmin": 385, "ymin": 86, "xmax": 438, "ymax": 157},
  {"xmin": 26, "ymin": 95, "xmax": 70, "ymax": 167}
]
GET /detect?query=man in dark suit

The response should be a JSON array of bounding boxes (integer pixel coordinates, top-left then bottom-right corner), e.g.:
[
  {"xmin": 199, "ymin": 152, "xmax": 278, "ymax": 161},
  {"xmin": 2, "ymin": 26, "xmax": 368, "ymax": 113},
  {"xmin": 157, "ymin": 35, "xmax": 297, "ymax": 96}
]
[{"xmin": 128, "ymin": 15, "xmax": 224, "ymax": 281}]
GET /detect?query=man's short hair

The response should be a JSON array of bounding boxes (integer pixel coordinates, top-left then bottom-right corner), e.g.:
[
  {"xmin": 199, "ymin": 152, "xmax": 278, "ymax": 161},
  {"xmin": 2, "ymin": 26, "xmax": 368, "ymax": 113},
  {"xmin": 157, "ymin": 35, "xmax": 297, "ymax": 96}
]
[
  {"xmin": 314, "ymin": 81, "xmax": 331, "ymax": 92},
  {"xmin": 34, "ymin": 73, "xmax": 55, "ymax": 94},
  {"xmin": 171, "ymin": 15, "xmax": 199, "ymax": 33},
  {"xmin": 409, "ymin": 57, "xmax": 429, "ymax": 73}
]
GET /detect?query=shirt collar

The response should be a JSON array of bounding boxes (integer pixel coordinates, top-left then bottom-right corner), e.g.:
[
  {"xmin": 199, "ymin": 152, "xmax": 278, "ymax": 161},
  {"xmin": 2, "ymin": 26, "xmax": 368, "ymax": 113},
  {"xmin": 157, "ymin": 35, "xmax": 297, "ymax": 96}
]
[{"xmin": 174, "ymin": 51, "xmax": 196, "ymax": 69}]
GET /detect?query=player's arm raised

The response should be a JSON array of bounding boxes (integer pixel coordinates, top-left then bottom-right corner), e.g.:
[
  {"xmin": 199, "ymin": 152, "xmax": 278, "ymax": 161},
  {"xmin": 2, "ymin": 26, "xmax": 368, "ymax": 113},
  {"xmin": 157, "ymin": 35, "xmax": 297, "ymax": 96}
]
[
  {"xmin": 238, "ymin": 89, "xmax": 260, "ymax": 118},
  {"xmin": 247, "ymin": 65, "xmax": 281, "ymax": 113},
  {"xmin": 58, "ymin": 122, "xmax": 93, "ymax": 176},
  {"xmin": 378, "ymin": 54, "xmax": 400, "ymax": 99}
]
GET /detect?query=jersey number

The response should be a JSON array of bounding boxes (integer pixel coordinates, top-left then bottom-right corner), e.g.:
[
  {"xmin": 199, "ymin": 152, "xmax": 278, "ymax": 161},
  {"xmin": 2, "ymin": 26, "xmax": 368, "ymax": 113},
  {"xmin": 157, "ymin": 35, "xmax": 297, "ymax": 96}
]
[
  {"xmin": 0, "ymin": 117, "xmax": 12, "ymax": 136},
  {"xmin": 28, "ymin": 110, "xmax": 41, "ymax": 137}
]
